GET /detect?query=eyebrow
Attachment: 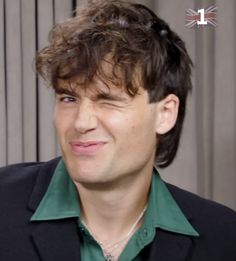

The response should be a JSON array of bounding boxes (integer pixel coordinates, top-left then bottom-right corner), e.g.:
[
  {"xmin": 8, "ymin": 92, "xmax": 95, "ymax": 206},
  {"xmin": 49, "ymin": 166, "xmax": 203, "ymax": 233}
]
[
  {"xmin": 55, "ymin": 86, "xmax": 128, "ymax": 102},
  {"xmin": 55, "ymin": 87, "xmax": 77, "ymax": 96}
]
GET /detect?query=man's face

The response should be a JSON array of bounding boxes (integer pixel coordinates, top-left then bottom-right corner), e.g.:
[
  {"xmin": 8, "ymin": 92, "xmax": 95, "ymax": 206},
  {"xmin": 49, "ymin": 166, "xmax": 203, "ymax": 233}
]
[{"xmin": 54, "ymin": 77, "xmax": 159, "ymax": 187}]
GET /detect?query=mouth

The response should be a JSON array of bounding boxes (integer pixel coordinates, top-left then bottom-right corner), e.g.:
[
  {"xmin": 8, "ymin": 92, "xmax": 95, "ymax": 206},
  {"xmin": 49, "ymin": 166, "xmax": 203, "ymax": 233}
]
[{"xmin": 69, "ymin": 141, "xmax": 107, "ymax": 156}]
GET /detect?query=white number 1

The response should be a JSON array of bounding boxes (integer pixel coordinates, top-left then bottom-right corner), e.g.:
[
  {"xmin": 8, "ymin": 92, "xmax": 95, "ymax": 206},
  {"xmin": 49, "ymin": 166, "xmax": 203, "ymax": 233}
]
[{"xmin": 197, "ymin": 9, "xmax": 207, "ymax": 25}]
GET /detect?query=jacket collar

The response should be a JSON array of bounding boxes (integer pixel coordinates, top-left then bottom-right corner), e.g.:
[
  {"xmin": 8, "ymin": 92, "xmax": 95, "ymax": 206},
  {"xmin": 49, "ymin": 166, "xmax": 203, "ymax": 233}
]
[
  {"xmin": 31, "ymin": 219, "xmax": 81, "ymax": 261},
  {"xmin": 147, "ymin": 183, "xmax": 199, "ymax": 261},
  {"xmin": 27, "ymin": 157, "xmax": 60, "ymax": 212},
  {"xmin": 149, "ymin": 229, "xmax": 194, "ymax": 261},
  {"xmin": 28, "ymin": 157, "xmax": 81, "ymax": 261}
]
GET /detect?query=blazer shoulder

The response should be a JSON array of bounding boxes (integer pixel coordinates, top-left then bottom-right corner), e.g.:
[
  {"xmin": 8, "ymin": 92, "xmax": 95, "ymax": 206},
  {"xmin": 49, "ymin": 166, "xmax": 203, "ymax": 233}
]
[
  {"xmin": 166, "ymin": 183, "xmax": 236, "ymax": 218},
  {"xmin": 166, "ymin": 183, "xmax": 236, "ymax": 211},
  {"xmin": 0, "ymin": 157, "xmax": 60, "ymax": 190},
  {"xmin": 0, "ymin": 157, "xmax": 61, "ymax": 218},
  {"xmin": 166, "ymin": 183, "xmax": 236, "ymax": 251},
  {"xmin": 166, "ymin": 183, "xmax": 236, "ymax": 259}
]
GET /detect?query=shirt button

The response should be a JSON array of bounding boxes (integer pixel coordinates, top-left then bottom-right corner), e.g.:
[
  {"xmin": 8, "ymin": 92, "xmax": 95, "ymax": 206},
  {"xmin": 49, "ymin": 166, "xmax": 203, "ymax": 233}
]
[
  {"xmin": 143, "ymin": 228, "xmax": 148, "ymax": 237},
  {"xmin": 80, "ymin": 227, "xmax": 85, "ymax": 233}
]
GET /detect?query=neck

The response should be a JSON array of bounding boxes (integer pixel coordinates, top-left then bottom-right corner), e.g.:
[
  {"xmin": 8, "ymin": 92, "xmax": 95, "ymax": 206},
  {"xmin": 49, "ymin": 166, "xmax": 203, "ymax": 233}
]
[{"xmin": 74, "ymin": 166, "xmax": 153, "ymax": 243}]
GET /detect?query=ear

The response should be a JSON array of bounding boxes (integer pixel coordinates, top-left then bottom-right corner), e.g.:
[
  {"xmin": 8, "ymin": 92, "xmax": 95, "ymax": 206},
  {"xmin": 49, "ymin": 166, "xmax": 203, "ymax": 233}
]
[{"xmin": 155, "ymin": 94, "xmax": 179, "ymax": 135}]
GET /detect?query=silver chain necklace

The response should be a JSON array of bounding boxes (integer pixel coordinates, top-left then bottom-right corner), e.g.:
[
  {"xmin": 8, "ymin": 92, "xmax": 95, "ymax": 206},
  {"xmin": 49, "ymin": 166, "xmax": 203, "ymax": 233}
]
[{"xmin": 81, "ymin": 204, "xmax": 147, "ymax": 261}]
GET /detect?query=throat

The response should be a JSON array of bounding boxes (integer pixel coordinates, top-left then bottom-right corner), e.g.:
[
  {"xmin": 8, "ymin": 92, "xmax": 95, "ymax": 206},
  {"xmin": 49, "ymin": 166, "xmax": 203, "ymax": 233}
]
[{"xmin": 81, "ymin": 204, "xmax": 147, "ymax": 260}]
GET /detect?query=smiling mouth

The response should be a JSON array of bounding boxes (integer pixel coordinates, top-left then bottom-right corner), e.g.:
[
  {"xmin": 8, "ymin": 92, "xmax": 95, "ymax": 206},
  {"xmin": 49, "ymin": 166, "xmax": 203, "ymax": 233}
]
[{"xmin": 69, "ymin": 141, "xmax": 107, "ymax": 156}]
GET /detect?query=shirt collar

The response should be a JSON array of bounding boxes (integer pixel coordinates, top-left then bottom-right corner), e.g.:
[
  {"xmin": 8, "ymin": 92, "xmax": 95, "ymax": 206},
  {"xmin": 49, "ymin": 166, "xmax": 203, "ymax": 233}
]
[
  {"xmin": 144, "ymin": 168, "xmax": 199, "ymax": 236},
  {"xmin": 30, "ymin": 160, "xmax": 199, "ymax": 237},
  {"xmin": 31, "ymin": 160, "xmax": 80, "ymax": 220}
]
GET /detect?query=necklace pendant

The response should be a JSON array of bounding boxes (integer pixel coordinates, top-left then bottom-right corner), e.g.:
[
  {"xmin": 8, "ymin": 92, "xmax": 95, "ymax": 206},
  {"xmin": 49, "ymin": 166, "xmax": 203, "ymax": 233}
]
[{"xmin": 105, "ymin": 254, "xmax": 115, "ymax": 261}]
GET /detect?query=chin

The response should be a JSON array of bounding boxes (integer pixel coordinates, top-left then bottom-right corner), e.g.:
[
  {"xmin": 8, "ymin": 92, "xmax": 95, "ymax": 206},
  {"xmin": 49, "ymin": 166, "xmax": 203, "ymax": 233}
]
[
  {"xmin": 67, "ymin": 162, "xmax": 107, "ymax": 183},
  {"xmin": 71, "ymin": 172, "xmax": 113, "ymax": 190}
]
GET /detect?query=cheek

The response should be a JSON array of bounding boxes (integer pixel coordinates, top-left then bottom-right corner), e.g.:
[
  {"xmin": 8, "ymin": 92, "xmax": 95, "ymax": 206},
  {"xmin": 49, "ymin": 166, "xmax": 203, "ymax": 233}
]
[
  {"xmin": 128, "ymin": 112, "xmax": 157, "ymax": 146},
  {"xmin": 54, "ymin": 109, "xmax": 73, "ymax": 138},
  {"xmin": 54, "ymin": 109, "xmax": 63, "ymax": 131},
  {"xmin": 104, "ymin": 105, "xmax": 156, "ymax": 132},
  {"xmin": 109, "ymin": 111, "xmax": 156, "ymax": 144},
  {"xmin": 100, "ymin": 110, "xmax": 129, "ymax": 132}
]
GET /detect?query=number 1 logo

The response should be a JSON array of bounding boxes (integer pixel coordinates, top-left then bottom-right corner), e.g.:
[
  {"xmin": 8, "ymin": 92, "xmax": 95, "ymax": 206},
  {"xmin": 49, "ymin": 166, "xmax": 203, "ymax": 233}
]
[
  {"xmin": 197, "ymin": 9, "xmax": 207, "ymax": 25},
  {"xmin": 185, "ymin": 6, "xmax": 217, "ymax": 28}
]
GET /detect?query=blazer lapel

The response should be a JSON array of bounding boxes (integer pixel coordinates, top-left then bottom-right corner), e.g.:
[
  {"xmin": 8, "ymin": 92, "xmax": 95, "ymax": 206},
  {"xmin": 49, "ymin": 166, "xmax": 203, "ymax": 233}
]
[
  {"xmin": 31, "ymin": 219, "xmax": 81, "ymax": 261},
  {"xmin": 149, "ymin": 229, "xmax": 193, "ymax": 261},
  {"xmin": 28, "ymin": 158, "xmax": 81, "ymax": 261},
  {"xmin": 28, "ymin": 157, "xmax": 60, "ymax": 211}
]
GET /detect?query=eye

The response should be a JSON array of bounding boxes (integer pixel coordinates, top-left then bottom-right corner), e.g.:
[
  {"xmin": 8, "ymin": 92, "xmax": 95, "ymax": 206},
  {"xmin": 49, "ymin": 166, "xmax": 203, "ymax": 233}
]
[
  {"xmin": 96, "ymin": 92, "xmax": 129, "ymax": 109},
  {"xmin": 59, "ymin": 95, "xmax": 77, "ymax": 103},
  {"xmin": 99, "ymin": 100, "xmax": 124, "ymax": 109}
]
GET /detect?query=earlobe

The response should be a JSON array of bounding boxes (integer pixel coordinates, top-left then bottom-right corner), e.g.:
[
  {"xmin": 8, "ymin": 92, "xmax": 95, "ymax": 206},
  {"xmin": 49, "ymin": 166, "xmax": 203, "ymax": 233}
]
[{"xmin": 155, "ymin": 94, "xmax": 179, "ymax": 135}]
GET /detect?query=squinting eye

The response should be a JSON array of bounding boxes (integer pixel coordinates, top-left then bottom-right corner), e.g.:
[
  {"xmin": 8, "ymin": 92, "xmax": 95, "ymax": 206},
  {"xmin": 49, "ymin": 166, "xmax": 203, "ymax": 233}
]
[{"xmin": 100, "ymin": 101, "xmax": 124, "ymax": 108}]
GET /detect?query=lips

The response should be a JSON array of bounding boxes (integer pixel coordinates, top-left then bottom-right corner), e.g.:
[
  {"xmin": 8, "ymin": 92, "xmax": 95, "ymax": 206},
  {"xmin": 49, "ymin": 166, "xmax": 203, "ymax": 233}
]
[{"xmin": 69, "ymin": 141, "xmax": 107, "ymax": 156}]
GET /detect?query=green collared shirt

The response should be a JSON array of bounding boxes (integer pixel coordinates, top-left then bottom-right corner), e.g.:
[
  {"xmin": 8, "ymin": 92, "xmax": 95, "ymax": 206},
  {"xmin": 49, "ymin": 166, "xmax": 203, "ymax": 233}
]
[{"xmin": 31, "ymin": 160, "xmax": 199, "ymax": 260}]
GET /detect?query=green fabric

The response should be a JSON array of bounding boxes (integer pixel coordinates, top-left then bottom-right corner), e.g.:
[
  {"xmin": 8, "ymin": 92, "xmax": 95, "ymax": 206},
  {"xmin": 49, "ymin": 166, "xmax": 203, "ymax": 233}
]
[
  {"xmin": 31, "ymin": 160, "xmax": 80, "ymax": 220},
  {"xmin": 31, "ymin": 159, "xmax": 199, "ymax": 260}
]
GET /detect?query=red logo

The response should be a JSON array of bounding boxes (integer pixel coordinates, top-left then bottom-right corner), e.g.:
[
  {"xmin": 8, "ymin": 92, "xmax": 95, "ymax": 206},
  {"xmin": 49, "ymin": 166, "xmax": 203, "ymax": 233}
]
[{"xmin": 185, "ymin": 6, "xmax": 217, "ymax": 28}]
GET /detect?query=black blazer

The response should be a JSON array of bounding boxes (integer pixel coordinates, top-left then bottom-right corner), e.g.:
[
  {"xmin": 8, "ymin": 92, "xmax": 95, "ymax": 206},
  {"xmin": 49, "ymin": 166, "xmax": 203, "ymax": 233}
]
[{"xmin": 0, "ymin": 158, "xmax": 236, "ymax": 261}]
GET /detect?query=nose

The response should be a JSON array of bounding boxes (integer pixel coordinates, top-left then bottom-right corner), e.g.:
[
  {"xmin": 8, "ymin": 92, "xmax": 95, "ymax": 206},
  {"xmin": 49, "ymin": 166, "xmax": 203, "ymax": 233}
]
[{"xmin": 74, "ymin": 100, "xmax": 98, "ymax": 133}]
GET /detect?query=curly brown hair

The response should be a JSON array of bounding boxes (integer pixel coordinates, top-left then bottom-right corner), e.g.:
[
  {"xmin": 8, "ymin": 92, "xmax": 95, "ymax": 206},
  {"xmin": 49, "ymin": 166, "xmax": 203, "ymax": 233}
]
[{"xmin": 36, "ymin": 0, "xmax": 193, "ymax": 167}]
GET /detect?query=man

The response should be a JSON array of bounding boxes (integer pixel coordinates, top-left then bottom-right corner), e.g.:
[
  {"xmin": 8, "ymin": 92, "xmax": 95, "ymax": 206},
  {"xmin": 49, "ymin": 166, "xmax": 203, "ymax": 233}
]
[{"xmin": 0, "ymin": 0, "xmax": 235, "ymax": 260}]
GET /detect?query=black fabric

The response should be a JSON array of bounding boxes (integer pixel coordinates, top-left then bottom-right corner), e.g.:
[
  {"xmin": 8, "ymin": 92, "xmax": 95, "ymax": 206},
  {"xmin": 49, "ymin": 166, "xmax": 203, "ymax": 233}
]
[{"xmin": 0, "ymin": 158, "xmax": 236, "ymax": 261}]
